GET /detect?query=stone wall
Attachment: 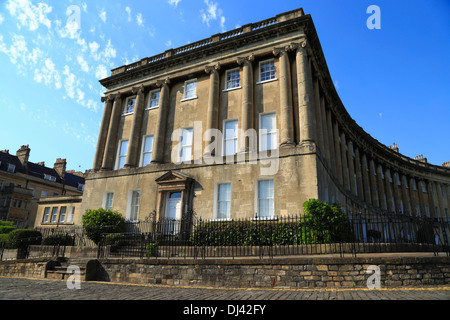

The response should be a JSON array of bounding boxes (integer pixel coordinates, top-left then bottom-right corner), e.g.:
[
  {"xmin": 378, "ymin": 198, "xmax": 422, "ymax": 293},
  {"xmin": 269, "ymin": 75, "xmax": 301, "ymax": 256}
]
[
  {"xmin": 1, "ymin": 255, "xmax": 449, "ymax": 289},
  {"xmin": 95, "ymin": 255, "xmax": 450, "ymax": 288}
]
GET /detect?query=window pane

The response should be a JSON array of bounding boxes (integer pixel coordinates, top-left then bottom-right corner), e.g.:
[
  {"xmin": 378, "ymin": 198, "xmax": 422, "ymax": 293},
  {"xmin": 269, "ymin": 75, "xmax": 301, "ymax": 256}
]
[
  {"xmin": 185, "ymin": 80, "xmax": 197, "ymax": 98},
  {"xmin": 149, "ymin": 91, "xmax": 159, "ymax": 108},
  {"xmin": 142, "ymin": 136, "xmax": 154, "ymax": 166},
  {"xmin": 258, "ymin": 180, "xmax": 274, "ymax": 218},
  {"xmin": 59, "ymin": 207, "xmax": 66, "ymax": 222},
  {"xmin": 50, "ymin": 207, "xmax": 58, "ymax": 222},
  {"xmin": 224, "ymin": 120, "xmax": 238, "ymax": 156},
  {"xmin": 226, "ymin": 70, "xmax": 240, "ymax": 89},
  {"xmin": 125, "ymin": 97, "xmax": 135, "ymax": 113},
  {"xmin": 260, "ymin": 114, "xmax": 277, "ymax": 151},
  {"xmin": 217, "ymin": 183, "xmax": 231, "ymax": 219},
  {"xmin": 120, "ymin": 140, "xmax": 128, "ymax": 156},
  {"xmin": 260, "ymin": 61, "xmax": 275, "ymax": 81}
]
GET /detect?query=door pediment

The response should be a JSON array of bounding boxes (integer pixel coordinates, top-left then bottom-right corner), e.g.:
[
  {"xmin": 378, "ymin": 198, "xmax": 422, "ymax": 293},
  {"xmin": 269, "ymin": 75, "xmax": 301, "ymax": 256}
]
[{"xmin": 155, "ymin": 170, "xmax": 193, "ymax": 191}]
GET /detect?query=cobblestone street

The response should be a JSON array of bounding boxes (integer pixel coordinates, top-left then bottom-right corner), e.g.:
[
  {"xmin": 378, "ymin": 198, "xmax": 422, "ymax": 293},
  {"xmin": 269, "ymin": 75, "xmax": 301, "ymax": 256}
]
[{"xmin": 1, "ymin": 276, "xmax": 449, "ymax": 300}]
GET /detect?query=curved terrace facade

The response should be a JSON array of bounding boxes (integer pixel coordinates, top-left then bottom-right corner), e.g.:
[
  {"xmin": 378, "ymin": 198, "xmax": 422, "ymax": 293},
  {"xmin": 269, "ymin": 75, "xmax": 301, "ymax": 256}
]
[{"xmin": 81, "ymin": 8, "xmax": 450, "ymax": 226}]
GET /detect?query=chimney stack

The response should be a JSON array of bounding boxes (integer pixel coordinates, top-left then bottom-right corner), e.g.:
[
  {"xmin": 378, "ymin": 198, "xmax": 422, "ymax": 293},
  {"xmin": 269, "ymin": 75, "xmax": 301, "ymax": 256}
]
[
  {"xmin": 389, "ymin": 142, "xmax": 399, "ymax": 153},
  {"xmin": 414, "ymin": 154, "xmax": 428, "ymax": 163},
  {"xmin": 443, "ymin": 161, "xmax": 450, "ymax": 168},
  {"xmin": 16, "ymin": 145, "xmax": 30, "ymax": 166},
  {"xmin": 53, "ymin": 158, "xmax": 67, "ymax": 177}
]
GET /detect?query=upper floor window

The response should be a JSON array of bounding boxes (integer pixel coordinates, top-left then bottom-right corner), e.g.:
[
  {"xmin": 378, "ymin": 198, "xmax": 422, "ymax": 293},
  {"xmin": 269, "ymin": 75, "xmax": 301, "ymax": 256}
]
[
  {"xmin": 7, "ymin": 163, "xmax": 15, "ymax": 173},
  {"xmin": 258, "ymin": 59, "xmax": 276, "ymax": 83},
  {"xmin": 178, "ymin": 128, "xmax": 193, "ymax": 163},
  {"xmin": 182, "ymin": 79, "xmax": 197, "ymax": 100},
  {"xmin": 259, "ymin": 113, "xmax": 277, "ymax": 151},
  {"xmin": 141, "ymin": 135, "xmax": 154, "ymax": 166},
  {"xmin": 225, "ymin": 68, "xmax": 240, "ymax": 90},
  {"xmin": 147, "ymin": 89, "xmax": 160, "ymax": 110},
  {"xmin": 44, "ymin": 174, "xmax": 56, "ymax": 182},
  {"xmin": 224, "ymin": 120, "xmax": 238, "ymax": 156},
  {"xmin": 123, "ymin": 96, "xmax": 136, "ymax": 115},
  {"xmin": 116, "ymin": 140, "xmax": 129, "ymax": 169}
]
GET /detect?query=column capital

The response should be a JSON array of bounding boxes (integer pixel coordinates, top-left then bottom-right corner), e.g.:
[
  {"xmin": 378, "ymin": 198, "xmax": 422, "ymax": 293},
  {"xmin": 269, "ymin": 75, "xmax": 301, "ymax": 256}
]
[
  {"xmin": 131, "ymin": 84, "xmax": 146, "ymax": 94},
  {"xmin": 101, "ymin": 94, "xmax": 115, "ymax": 103},
  {"xmin": 273, "ymin": 45, "xmax": 291, "ymax": 56},
  {"xmin": 204, "ymin": 62, "xmax": 221, "ymax": 74},
  {"xmin": 156, "ymin": 77, "xmax": 171, "ymax": 87},
  {"xmin": 236, "ymin": 54, "xmax": 254, "ymax": 65}
]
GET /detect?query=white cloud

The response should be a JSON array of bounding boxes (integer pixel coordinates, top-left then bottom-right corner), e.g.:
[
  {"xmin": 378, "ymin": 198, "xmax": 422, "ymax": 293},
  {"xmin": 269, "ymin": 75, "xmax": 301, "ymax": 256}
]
[
  {"xmin": 89, "ymin": 41, "xmax": 100, "ymax": 55},
  {"xmin": 99, "ymin": 9, "xmax": 107, "ymax": 23},
  {"xmin": 6, "ymin": 0, "xmax": 52, "ymax": 31},
  {"xmin": 201, "ymin": 0, "xmax": 226, "ymax": 31},
  {"xmin": 0, "ymin": 14, "xmax": 4, "ymax": 25},
  {"xmin": 125, "ymin": 6, "xmax": 132, "ymax": 22},
  {"xmin": 62, "ymin": 65, "xmax": 76, "ymax": 99},
  {"xmin": 33, "ymin": 57, "xmax": 61, "ymax": 89},
  {"xmin": 77, "ymin": 56, "xmax": 89, "ymax": 72},
  {"xmin": 168, "ymin": 0, "xmax": 182, "ymax": 8},
  {"xmin": 165, "ymin": 40, "xmax": 172, "ymax": 47},
  {"xmin": 95, "ymin": 65, "xmax": 107, "ymax": 79},
  {"xmin": 136, "ymin": 13, "xmax": 144, "ymax": 27}
]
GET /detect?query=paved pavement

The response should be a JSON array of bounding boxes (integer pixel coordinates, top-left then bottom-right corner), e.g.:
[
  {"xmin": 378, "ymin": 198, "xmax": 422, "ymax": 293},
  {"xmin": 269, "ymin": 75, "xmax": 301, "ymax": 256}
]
[{"xmin": 1, "ymin": 277, "xmax": 448, "ymax": 317}]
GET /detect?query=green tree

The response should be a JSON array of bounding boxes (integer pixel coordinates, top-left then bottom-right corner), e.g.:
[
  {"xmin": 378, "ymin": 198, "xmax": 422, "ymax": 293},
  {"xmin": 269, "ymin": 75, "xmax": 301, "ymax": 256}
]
[
  {"xmin": 301, "ymin": 199, "xmax": 354, "ymax": 243},
  {"xmin": 82, "ymin": 208, "xmax": 125, "ymax": 245}
]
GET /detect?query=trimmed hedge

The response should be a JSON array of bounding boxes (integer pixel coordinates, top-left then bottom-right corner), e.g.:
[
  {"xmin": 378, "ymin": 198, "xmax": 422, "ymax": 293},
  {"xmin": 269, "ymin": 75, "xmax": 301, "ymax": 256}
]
[
  {"xmin": 42, "ymin": 234, "xmax": 74, "ymax": 246},
  {"xmin": 190, "ymin": 199, "xmax": 354, "ymax": 246}
]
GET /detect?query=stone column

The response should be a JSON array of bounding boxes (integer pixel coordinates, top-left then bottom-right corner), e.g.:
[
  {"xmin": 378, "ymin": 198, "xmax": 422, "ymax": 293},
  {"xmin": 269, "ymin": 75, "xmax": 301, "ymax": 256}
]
[
  {"xmin": 392, "ymin": 171, "xmax": 402, "ymax": 213},
  {"xmin": 93, "ymin": 95, "xmax": 113, "ymax": 170},
  {"xmin": 333, "ymin": 121, "xmax": 343, "ymax": 184},
  {"xmin": 340, "ymin": 132, "xmax": 349, "ymax": 191},
  {"xmin": 125, "ymin": 85, "xmax": 146, "ymax": 168},
  {"xmin": 409, "ymin": 177, "xmax": 419, "ymax": 216},
  {"xmin": 204, "ymin": 63, "xmax": 221, "ymax": 156},
  {"xmin": 151, "ymin": 78, "xmax": 171, "ymax": 163},
  {"xmin": 354, "ymin": 146, "xmax": 364, "ymax": 199},
  {"xmin": 400, "ymin": 174, "xmax": 412, "ymax": 215},
  {"xmin": 417, "ymin": 179, "xmax": 427, "ymax": 217},
  {"xmin": 326, "ymin": 110, "xmax": 337, "ymax": 176},
  {"xmin": 361, "ymin": 153, "xmax": 372, "ymax": 204},
  {"xmin": 376, "ymin": 164, "xmax": 387, "ymax": 210},
  {"xmin": 384, "ymin": 167, "xmax": 394, "ymax": 213},
  {"xmin": 347, "ymin": 140, "xmax": 356, "ymax": 195},
  {"xmin": 102, "ymin": 93, "xmax": 123, "ymax": 170},
  {"xmin": 237, "ymin": 55, "xmax": 254, "ymax": 153},
  {"xmin": 436, "ymin": 182, "xmax": 446, "ymax": 220},
  {"xmin": 294, "ymin": 40, "xmax": 316, "ymax": 144},
  {"xmin": 427, "ymin": 181, "xmax": 437, "ymax": 218},
  {"xmin": 320, "ymin": 96, "xmax": 330, "ymax": 164},
  {"xmin": 274, "ymin": 46, "xmax": 294, "ymax": 147},
  {"xmin": 313, "ymin": 74, "xmax": 324, "ymax": 152},
  {"xmin": 369, "ymin": 159, "xmax": 379, "ymax": 207}
]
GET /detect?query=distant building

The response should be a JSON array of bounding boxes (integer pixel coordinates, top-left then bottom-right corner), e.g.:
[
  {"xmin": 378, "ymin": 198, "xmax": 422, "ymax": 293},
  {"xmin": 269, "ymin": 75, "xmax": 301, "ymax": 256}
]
[
  {"xmin": 79, "ymin": 7, "xmax": 450, "ymax": 227},
  {"xmin": 0, "ymin": 145, "xmax": 85, "ymax": 228}
]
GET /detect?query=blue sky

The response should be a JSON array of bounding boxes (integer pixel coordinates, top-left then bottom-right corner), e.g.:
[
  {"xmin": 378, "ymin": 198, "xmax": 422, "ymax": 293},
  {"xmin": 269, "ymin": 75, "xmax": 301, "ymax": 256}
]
[{"xmin": 0, "ymin": 0, "xmax": 449, "ymax": 173}]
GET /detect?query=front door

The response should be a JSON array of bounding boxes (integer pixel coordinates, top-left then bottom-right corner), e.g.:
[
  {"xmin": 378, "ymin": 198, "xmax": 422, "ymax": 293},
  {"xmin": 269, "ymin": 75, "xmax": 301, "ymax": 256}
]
[{"xmin": 164, "ymin": 192, "xmax": 182, "ymax": 234}]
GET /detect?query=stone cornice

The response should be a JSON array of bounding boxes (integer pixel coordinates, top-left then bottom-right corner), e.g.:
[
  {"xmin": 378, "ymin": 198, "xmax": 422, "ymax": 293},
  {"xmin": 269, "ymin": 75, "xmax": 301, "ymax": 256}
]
[{"xmin": 100, "ymin": 10, "xmax": 308, "ymax": 88}]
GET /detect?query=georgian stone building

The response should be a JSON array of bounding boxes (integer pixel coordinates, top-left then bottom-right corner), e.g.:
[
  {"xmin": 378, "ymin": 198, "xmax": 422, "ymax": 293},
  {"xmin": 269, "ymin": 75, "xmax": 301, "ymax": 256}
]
[
  {"xmin": 80, "ymin": 8, "xmax": 450, "ymax": 226},
  {"xmin": 0, "ymin": 145, "xmax": 85, "ymax": 228}
]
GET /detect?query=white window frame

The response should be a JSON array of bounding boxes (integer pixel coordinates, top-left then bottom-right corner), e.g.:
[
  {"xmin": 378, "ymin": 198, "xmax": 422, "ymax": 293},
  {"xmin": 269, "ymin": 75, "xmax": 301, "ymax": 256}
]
[
  {"xmin": 181, "ymin": 79, "xmax": 197, "ymax": 101},
  {"xmin": 102, "ymin": 192, "xmax": 114, "ymax": 210},
  {"xmin": 126, "ymin": 190, "xmax": 140, "ymax": 222},
  {"xmin": 42, "ymin": 207, "xmax": 50, "ymax": 223},
  {"xmin": 41, "ymin": 190, "xmax": 48, "ymax": 198},
  {"xmin": 255, "ymin": 179, "xmax": 275, "ymax": 219},
  {"xmin": 7, "ymin": 163, "xmax": 15, "ymax": 173},
  {"xmin": 66, "ymin": 206, "xmax": 75, "ymax": 223},
  {"xmin": 146, "ymin": 89, "xmax": 160, "ymax": 110},
  {"xmin": 116, "ymin": 140, "xmax": 129, "ymax": 170},
  {"xmin": 59, "ymin": 206, "xmax": 67, "ymax": 223},
  {"xmin": 178, "ymin": 128, "xmax": 193, "ymax": 163},
  {"xmin": 50, "ymin": 207, "xmax": 58, "ymax": 223},
  {"xmin": 257, "ymin": 59, "xmax": 276, "ymax": 84},
  {"xmin": 259, "ymin": 113, "xmax": 278, "ymax": 152},
  {"xmin": 123, "ymin": 96, "xmax": 136, "ymax": 115},
  {"xmin": 140, "ymin": 135, "xmax": 154, "ymax": 167},
  {"xmin": 224, "ymin": 68, "xmax": 241, "ymax": 91},
  {"xmin": 223, "ymin": 119, "xmax": 238, "ymax": 156},
  {"xmin": 213, "ymin": 183, "xmax": 232, "ymax": 221}
]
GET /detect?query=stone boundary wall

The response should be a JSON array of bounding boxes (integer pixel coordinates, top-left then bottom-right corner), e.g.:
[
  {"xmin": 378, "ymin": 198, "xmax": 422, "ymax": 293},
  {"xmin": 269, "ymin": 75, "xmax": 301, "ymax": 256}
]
[
  {"xmin": 96, "ymin": 255, "xmax": 450, "ymax": 288},
  {"xmin": 1, "ymin": 255, "xmax": 449, "ymax": 288}
]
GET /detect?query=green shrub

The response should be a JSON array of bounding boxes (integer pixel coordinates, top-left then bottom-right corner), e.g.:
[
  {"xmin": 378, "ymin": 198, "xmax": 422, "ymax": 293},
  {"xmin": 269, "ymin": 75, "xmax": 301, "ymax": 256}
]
[
  {"xmin": 42, "ymin": 234, "xmax": 74, "ymax": 246},
  {"xmin": 145, "ymin": 242, "xmax": 158, "ymax": 257},
  {"xmin": 82, "ymin": 208, "xmax": 125, "ymax": 245},
  {"xmin": 0, "ymin": 226, "xmax": 16, "ymax": 234},
  {"xmin": 7, "ymin": 229, "xmax": 42, "ymax": 248}
]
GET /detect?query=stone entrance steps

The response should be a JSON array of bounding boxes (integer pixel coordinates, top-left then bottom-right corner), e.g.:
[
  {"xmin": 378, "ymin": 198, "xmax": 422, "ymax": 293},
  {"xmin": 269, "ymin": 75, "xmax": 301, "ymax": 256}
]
[{"xmin": 45, "ymin": 257, "xmax": 91, "ymax": 281}]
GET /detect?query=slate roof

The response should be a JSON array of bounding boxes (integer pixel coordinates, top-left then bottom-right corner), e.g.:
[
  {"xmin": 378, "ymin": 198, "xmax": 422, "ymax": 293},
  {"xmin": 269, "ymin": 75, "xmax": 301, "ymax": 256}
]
[{"xmin": 0, "ymin": 151, "xmax": 84, "ymax": 189}]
